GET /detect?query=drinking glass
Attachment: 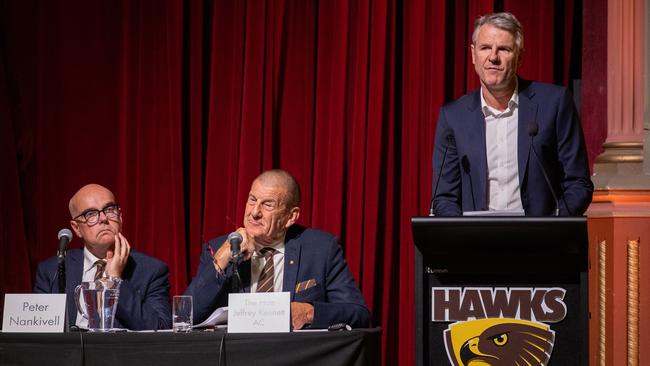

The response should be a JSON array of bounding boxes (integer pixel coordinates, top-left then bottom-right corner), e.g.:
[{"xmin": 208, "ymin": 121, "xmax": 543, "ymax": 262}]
[{"xmin": 172, "ymin": 295, "xmax": 193, "ymax": 332}]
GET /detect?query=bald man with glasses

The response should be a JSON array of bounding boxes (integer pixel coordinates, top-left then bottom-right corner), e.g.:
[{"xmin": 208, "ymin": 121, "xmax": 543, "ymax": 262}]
[{"xmin": 34, "ymin": 184, "xmax": 172, "ymax": 331}]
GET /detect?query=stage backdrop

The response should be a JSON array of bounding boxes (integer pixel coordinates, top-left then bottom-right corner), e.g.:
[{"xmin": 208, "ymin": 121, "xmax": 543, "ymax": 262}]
[{"xmin": 0, "ymin": 0, "xmax": 594, "ymax": 364}]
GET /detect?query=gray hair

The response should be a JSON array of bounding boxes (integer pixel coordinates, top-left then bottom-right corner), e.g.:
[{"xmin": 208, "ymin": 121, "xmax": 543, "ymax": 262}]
[
  {"xmin": 255, "ymin": 169, "xmax": 301, "ymax": 208},
  {"xmin": 472, "ymin": 12, "xmax": 524, "ymax": 51}
]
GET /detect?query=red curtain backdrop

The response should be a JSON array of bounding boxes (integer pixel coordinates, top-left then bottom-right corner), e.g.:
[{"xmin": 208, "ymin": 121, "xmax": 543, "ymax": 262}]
[{"xmin": 0, "ymin": 0, "xmax": 596, "ymax": 364}]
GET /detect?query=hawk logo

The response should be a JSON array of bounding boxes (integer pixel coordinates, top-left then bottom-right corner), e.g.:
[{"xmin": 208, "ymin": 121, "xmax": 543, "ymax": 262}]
[{"xmin": 444, "ymin": 318, "xmax": 555, "ymax": 366}]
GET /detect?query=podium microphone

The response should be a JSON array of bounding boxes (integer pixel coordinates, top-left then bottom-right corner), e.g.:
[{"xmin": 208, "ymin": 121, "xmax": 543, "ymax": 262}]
[
  {"xmin": 57, "ymin": 228, "xmax": 72, "ymax": 294},
  {"xmin": 528, "ymin": 122, "xmax": 561, "ymax": 216},
  {"xmin": 461, "ymin": 155, "xmax": 476, "ymax": 211},
  {"xmin": 430, "ymin": 133, "xmax": 454, "ymax": 216}
]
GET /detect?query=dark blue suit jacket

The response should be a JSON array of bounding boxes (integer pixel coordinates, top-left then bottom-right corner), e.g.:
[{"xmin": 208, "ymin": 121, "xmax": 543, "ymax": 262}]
[
  {"xmin": 185, "ymin": 225, "xmax": 371, "ymax": 329},
  {"xmin": 33, "ymin": 249, "xmax": 172, "ymax": 330},
  {"xmin": 432, "ymin": 78, "xmax": 593, "ymax": 216}
]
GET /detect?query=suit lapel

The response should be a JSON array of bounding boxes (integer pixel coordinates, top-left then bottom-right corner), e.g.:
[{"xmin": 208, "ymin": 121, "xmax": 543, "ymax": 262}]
[
  {"xmin": 517, "ymin": 80, "xmax": 538, "ymax": 187},
  {"xmin": 465, "ymin": 91, "xmax": 488, "ymax": 210},
  {"xmin": 283, "ymin": 236, "xmax": 301, "ymax": 301},
  {"xmin": 66, "ymin": 251, "xmax": 84, "ymax": 326}
]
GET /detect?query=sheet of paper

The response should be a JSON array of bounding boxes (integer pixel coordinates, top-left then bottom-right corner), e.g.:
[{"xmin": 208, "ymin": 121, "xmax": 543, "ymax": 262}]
[{"xmin": 193, "ymin": 306, "xmax": 228, "ymax": 328}]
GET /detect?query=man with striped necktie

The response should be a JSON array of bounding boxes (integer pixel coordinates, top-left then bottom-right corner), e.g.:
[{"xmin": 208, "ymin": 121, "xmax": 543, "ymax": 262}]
[
  {"xmin": 33, "ymin": 184, "xmax": 171, "ymax": 331},
  {"xmin": 186, "ymin": 169, "xmax": 370, "ymax": 330}
]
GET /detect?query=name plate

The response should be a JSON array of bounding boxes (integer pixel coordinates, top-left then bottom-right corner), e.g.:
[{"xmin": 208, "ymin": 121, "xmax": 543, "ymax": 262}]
[
  {"xmin": 227, "ymin": 292, "xmax": 290, "ymax": 333},
  {"xmin": 3, "ymin": 294, "xmax": 67, "ymax": 333}
]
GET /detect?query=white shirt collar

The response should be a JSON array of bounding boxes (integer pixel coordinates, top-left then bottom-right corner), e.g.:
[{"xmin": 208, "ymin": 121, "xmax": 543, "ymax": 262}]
[
  {"xmin": 480, "ymin": 81, "xmax": 519, "ymax": 117},
  {"xmin": 254, "ymin": 237, "xmax": 286, "ymax": 256}
]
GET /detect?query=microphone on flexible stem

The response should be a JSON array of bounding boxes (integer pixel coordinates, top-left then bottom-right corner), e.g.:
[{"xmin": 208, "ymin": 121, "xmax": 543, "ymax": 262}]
[
  {"xmin": 528, "ymin": 122, "xmax": 561, "ymax": 216},
  {"xmin": 461, "ymin": 155, "xmax": 476, "ymax": 211},
  {"xmin": 227, "ymin": 232, "xmax": 243, "ymax": 293},
  {"xmin": 228, "ymin": 232, "xmax": 243, "ymax": 260},
  {"xmin": 430, "ymin": 133, "xmax": 454, "ymax": 216},
  {"xmin": 57, "ymin": 229, "xmax": 73, "ymax": 294}
]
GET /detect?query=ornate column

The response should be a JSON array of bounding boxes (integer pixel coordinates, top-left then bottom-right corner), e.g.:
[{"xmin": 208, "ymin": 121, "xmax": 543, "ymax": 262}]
[
  {"xmin": 587, "ymin": 1, "xmax": 650, "ymax": 365},
  {"xmin": 591, "ymin": 0, "xmax": 647, "ymax": 188}
]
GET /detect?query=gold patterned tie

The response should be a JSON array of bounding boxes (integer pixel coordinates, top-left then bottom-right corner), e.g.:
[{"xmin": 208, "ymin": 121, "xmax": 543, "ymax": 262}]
[
  {"xmin": 256, "ymin": 248, "xmax": 276, "ymax": 292},
  {"xmin": 94, "ymin": 259, "xmax": 107, "ymax": 280}
]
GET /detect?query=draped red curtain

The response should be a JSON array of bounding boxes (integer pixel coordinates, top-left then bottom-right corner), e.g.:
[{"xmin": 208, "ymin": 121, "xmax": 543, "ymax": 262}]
[{"xmin": 0, "ymin": 0, "xmax": 594, "ymax": 364}]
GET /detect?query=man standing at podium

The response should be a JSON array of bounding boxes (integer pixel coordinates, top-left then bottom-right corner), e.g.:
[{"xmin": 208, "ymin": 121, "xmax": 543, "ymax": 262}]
[
  {"xmin": 186, "ymin": 169, "xmax": 370, "ymax": 329},
  {"xmin": 431, "ymin": 12, "xmax": 593, "ymax": 216}
]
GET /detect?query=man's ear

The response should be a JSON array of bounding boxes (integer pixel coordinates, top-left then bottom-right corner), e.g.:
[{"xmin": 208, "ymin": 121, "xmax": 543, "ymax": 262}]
[
  {"xmin": 470, "ymin": 44, "xmax": 476, "ymax": 65},
  {"xmin": 70, "ymin": 220, "xmax": 82, "ymax": 238},
  {"xmin": 285, "ymin": 207, "xmax": 300, "ymax": 228}
]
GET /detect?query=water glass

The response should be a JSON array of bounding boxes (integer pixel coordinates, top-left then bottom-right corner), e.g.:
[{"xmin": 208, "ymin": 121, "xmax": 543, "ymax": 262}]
[{"xmin": 172, "ymin": 295, "xmax": 193, "ymax": 332}]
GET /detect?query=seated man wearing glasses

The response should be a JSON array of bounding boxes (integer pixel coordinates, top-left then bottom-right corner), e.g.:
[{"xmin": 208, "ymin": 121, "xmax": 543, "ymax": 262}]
[{"xmin": 33, "ymin": 184, "xmax": 172, "ymax": 330}]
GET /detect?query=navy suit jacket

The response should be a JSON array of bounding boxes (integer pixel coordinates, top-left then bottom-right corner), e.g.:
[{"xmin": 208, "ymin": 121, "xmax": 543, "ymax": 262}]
[
  {"xmin": 185, "ymin": 225, "xmax": 371, "ymax": 329},
  {"xmin": 432, "ymin": 78, "xmax": 593, "ymax": 216},
  {"xmin": 34, "ymin": 249, "xmax": 172, "ymax": 330}
]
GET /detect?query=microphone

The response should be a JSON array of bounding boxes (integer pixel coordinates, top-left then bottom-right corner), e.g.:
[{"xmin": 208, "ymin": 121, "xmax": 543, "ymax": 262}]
[
  {"xmin": 528, "ymin": 122, "xmax": 561, "ymax": 216},
  {"xmin": 430, "ymin": 133, "xmax": 454, "ymax": 216},
  {"xmin": 57, "ymin": 228, "xmax": 72, "ymax": 295},
  {"xmin": 227, "ymin": 231, "xmax": 243, "ymax": 260},
  {"xmin": 227, "ymin": 231, "xmax": 244, "ymax": 293},
  {"xmin": 461, "ymin": 155, "xmax": 476, "ymax": 211},
  {"xmin": 328, "ymin": 322, "xmax": 352, "ymax": 331},
  {"xmin": 57, "ymin": 228, "xmax": 73, "ymax": 261}
]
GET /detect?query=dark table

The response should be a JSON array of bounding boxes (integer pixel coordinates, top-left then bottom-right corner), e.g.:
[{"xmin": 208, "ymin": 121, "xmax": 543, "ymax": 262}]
[{"xmin": 0, "ymin": 328, "xmax": 381, "ymax": 366}]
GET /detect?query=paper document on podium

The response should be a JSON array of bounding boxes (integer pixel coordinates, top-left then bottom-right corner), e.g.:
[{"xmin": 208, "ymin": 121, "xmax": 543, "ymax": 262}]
[
  {"xmin": 463, "ymin": 209, "xmax": 525, "ymax": 216},
  {"xmin": 193, "ymin": 307, "xmax": 228, "ymax": 328}
]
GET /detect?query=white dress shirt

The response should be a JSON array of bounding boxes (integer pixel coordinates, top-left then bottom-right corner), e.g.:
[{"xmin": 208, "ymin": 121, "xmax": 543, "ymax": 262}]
[
  {"xmin": 76, "ymin": 247, "xmax": 105, "ymax": 329},
  {"xmin": 250, "ymin": 239, "xmax": 285, "ymax": 293},
  {"xmin": 481, "ymin": 87, "xmax": 524, "ymax": 211}
]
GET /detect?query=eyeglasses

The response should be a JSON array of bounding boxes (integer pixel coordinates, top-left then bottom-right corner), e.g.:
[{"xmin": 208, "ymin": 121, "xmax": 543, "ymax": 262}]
[{"xmin": 73, "ymin": 204, "xmax": 121, "ymax": 225}]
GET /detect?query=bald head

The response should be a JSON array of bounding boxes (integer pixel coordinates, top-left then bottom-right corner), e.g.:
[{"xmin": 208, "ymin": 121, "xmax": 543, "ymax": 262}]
[
  {"xmin": 69, "ymin": 184, "xmax": 116, "ymax": 218},
  {"xmin": 68, "ymin": 183, "xmax": 122, "ymax": 257},
  {"xmin": 244, "ymin": 170, "xmax": 301, "ymax": 244},
  {"xmin": 254, "ymin": 169, "xmax": 300, "ymax": 209}
]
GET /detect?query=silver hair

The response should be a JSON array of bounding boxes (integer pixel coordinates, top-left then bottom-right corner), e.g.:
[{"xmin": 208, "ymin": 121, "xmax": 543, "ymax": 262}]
[
  {"xmin": 472, "ymin": 12, "xmax": 524, "ymax": 51},
  {"xmin": 256, "ymin": 169, "xmax": 301, "ymax": 208}
]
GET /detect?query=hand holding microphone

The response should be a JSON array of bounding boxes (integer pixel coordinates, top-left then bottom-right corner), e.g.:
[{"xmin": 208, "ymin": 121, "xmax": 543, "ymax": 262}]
[
  {"xmin": 229, "ymin": 228, "xmax": 255, "ymax": 261},
  {"xmin": 227, "ymin": 231, "xmax": 243, "ymax": 261},
  {"xmin": 226, "ymin": 228, "xmax": 252, "ymax": 293},
  {"xmin": 212, "ymin": 228, "xmax": 254, "ymax": 272}
]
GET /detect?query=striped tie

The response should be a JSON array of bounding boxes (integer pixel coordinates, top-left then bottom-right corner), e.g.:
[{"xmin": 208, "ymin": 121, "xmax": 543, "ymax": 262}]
[
  {"xmin": 94, "ymin": 259, "xmax": 107, "ymax": 280},
  {"xmin": 256, "ymin": 247, "xmax": 276, "ymax": 292}
]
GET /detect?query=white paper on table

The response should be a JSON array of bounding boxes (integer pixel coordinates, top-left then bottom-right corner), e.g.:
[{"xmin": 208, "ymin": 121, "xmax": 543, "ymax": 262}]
[{"xmin": 193, "ymin": 307, "xmax": 228, "ymax": 328}]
